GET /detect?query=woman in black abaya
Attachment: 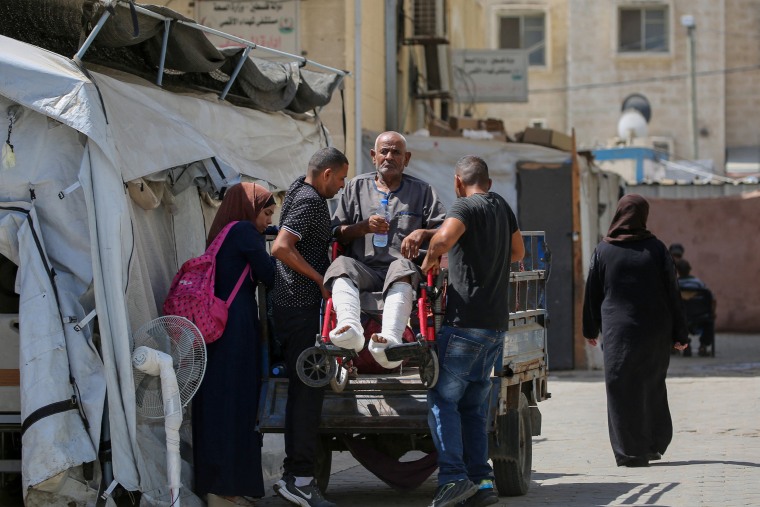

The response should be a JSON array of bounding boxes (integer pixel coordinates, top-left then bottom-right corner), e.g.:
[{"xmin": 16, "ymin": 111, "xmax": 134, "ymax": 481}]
[
  {"xmin": 192, "ymin": 183, "xmax": 276, "ymax": 506},
  {"xmin": 582, "ymin": 194, "xmax": 688, "ymax": 467}
]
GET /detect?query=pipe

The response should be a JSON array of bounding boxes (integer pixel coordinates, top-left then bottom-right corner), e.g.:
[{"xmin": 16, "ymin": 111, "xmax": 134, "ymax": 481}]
[
  {"xmin": 73, "ymin": 0, "xmax": 116, "ymax": 63},
  {"xmin": 132, "ymin": 346, "xmax": 182, "ymax": 507},
  {"xmin": 354, "ymin": 0, "xmax": 363, "ymax": 174}
]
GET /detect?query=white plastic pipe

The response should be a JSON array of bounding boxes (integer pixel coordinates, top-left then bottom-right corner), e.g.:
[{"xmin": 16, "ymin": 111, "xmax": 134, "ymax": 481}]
[{"xmin": 132, "ymin": 346, "xmax": 183, "ymax": 507}]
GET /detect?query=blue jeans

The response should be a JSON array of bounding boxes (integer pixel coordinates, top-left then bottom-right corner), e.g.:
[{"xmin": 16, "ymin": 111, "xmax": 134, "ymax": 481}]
[{"xmin": 428, "ymin": 326, "xmax": 506, "ymax": 485}]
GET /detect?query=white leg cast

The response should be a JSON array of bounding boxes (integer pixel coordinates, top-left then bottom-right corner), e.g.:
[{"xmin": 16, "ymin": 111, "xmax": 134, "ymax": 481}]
[
  {"xmin": 369, "ymin": 282, "xmax": 414, "ymax": 369},
  {"xmin": 329, "ymin": 277, "xmax": 365, "ymax": 352}
]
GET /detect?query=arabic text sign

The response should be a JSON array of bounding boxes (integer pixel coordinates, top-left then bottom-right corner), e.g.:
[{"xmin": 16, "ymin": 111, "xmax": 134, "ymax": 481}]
[
  {"xmin": 451, "ymin": 49, "xmax": 528, "ymax": 103},
  {"xmin": 196, "ymin": 0, "xmax": 299, "ymax": 53}
]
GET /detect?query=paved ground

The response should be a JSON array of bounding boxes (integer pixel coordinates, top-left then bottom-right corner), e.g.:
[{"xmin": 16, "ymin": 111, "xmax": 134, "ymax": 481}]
[{"xmin": 257, "ymin": 333, "xmax": 760, "ymax": 507}]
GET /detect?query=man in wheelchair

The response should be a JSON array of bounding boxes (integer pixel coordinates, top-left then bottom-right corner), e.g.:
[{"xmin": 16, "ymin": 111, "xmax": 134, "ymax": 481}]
[
  {"xmin": 675, "ymin": 258, "xmax": 716, "ymax": 357},
  {"xmin": 323, "ymin": 131, "xmax": 446, "ymax": 369}
]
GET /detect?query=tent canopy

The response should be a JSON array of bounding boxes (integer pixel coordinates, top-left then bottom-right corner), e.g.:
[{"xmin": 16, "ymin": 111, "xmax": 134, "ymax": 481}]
[
  {"xmin": 0, "ymin": 0, "xmax": 345, "ymax": 114},
  {"xmin": 0, "ymin": 29, "xmax": 332, "ymax": 506}
]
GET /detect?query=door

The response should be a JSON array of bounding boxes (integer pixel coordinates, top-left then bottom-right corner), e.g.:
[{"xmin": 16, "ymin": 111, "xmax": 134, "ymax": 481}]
[{"xmin": 516, "ymin": 162, "xmax": 574, "ymax": 370}]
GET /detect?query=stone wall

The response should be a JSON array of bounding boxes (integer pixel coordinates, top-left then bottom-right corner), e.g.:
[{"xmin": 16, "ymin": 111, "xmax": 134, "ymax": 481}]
[{"xmin": 647, "ymin": 192, "xmax": 760, "ymax": 332}]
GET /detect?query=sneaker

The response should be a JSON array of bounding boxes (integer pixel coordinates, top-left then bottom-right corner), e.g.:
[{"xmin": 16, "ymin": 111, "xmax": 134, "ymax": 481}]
[
  {"xmin": 430, "ymin": 479, "xmax": 477, "ymax": 507},
  {"xmin": 458, "ymin": 479, "xmax": 499, "ymax": 506},
  {"xmin": 273, "ymin": 475, "xmax": 335, "ymax": 507}
]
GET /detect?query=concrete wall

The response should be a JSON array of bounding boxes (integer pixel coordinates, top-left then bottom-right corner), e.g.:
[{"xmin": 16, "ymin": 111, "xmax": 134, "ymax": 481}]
[
  {"xmin": 444, "ymin": 0, "xmax": 760, "ymax": 175},
  {"xmin": 646, "ymin": 192, "xmax": 760, "ymax": 332},
  {"xmin": 301, "ymin": 0, "xmax": 350, "ymax": 161},
  {"xmin": 567, "ymin": 0, "xmax": 725, "ymax": 167},
  {"xmin": 445, "ymin": 0, "xmax": 568, "ymax": 135},
  {"xmin": 724, "ymin": 0, "xmax": 760, "ymax": 149}
]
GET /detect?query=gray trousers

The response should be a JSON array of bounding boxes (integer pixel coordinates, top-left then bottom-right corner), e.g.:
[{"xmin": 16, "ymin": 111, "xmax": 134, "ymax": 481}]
[{"xmin": 324, "ymin": 256, "xmax": 421, "ymax": 312}]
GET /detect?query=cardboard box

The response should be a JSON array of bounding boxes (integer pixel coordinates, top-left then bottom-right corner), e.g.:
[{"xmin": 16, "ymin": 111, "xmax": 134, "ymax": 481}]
[
  {"xmin": 428, "ymin": 119, "xmax": 462, "ymax": 138},
  {"xmin": 482, "ymin": 118, "xmax": 505, "ymax": 132},
  {"xmin": 448, "ymin": 116, "xmax": 481, "ymax": 131},
  {"xmin": 449, "ymin": 116, "xmax": 506, "ymax": 133},
  {"xmin": 522, "ymin": 127, "xmax": 574, "ymax": 152}
]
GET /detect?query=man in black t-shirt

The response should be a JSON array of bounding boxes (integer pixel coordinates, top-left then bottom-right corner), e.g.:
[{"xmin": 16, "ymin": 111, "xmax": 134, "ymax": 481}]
[
  {"xmin": 271, "ymin": 147, "xmax": 348, "ymax": 507},
  {"xmin": 420, "ymin": 155, "xmax": 524, "ymax": 507}
]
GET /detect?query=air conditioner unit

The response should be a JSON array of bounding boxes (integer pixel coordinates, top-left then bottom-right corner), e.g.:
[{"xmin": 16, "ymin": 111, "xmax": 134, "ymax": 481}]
[
  {"xmin": 529, "ymin": 118, "xmax": 547, "ymax": 129},
  {"xmin": 413, "ymin": 0, "xmax": 447, "ymax": 39},
  {"xmin": 411, "ymin": 45, "xmax": 451, "ymax": 94}
]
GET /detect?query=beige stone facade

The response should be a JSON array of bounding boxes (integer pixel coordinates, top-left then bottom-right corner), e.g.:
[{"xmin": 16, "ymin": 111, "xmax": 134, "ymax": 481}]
[{"xmin": 437, "ymin": 0, "xmax": 760, "ymax": 175}]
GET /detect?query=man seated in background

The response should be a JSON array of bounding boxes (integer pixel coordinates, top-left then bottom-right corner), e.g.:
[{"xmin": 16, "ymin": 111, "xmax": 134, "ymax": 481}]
[
  {"xmin": 675, "ymin": 258, "xmax": 716, "ymax": 357},
  {"xmin": 669, "ymin": 243, "xmax": 684, "ymax": 261}
]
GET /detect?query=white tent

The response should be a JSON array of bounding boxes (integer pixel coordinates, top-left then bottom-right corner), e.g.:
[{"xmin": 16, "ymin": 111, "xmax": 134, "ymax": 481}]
[{"xmin": 0, "ymin": 34, "xmax": 330, "ymax": 505}]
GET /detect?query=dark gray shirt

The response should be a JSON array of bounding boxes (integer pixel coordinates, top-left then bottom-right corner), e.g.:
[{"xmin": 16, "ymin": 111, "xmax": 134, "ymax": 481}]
[{"xmin": 332, "ymin": 172, "xmax": 446, "ymax": 268}]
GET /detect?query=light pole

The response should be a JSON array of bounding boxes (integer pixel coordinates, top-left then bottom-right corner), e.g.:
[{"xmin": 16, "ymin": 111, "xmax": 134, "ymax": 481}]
[{"xmin": 681, "ymin": 14, "xmax": 698, "ymax": 160}]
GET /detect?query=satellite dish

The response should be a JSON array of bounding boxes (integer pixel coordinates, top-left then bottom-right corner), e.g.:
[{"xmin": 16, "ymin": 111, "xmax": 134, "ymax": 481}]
[
  {"xmin": 621, "ymin": 93, "xmax": 651, "ymax": 123},
  {"xmin": 617, "ymin": 109, "xmax": 649, "ymax": 139}
]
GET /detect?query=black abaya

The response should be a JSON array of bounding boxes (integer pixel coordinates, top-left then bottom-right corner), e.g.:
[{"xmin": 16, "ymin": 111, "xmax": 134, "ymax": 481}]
[
  {"xmin": 582, "ymin": 237, "xmax": 688, "ymax": 465},
  {"xmin": 192, "ymin": 221, "xmax": 274, "ymax": 497}
]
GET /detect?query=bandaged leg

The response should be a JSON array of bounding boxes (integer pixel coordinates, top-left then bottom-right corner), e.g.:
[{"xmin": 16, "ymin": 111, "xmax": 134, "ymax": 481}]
[
  {"xmin": 369, "ymin": 282, "xmax": 414, "ymax": 369},
  {"xmin": 329, "ymin": 277, "xmax": 365, "ymax": 352}
]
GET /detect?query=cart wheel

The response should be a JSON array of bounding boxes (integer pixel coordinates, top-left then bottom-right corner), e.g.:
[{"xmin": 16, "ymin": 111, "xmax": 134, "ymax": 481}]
[
  {"xmin": 419, "ymin": 348, "xmax": 439, "ymax": 388},
  {"xmin": 296, "ymin": 346, "xmax": 335, "ymax": 388},
  {"xmin": 330, "ymin": 360, "xmax": 349, "ymax": 393},
  {"xmin": 314, "ymin": 436, "xmax": 332, "ymax": 492},
  {"xmin": 491, "ymin": 392, "xmax": 532, "ymax": 496}
]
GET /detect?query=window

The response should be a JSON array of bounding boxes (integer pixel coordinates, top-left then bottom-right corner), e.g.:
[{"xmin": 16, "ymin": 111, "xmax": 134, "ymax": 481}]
[
  {"xmin": 498, "ymin": 13, "xmax": 545, "ymax": 66},
  {"xmin": 619, "ymin": 7, "xmax": 669, "ymax": 52}
]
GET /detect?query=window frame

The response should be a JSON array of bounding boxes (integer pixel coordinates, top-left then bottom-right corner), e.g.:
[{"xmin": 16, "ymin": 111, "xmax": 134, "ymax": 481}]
[
  {"xmin": 491, "ymin": 6, "xmax": 549, "ymax": 69},
  {"xmin": 617, "ymin": 4, "xmax": 671, "ymax": 54}
]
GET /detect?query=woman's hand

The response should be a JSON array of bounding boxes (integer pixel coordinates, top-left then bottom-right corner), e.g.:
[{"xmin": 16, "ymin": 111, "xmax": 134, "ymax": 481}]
[{"xmin": 673, "ymin": 341, "xmax": 688, "ymax": 351}]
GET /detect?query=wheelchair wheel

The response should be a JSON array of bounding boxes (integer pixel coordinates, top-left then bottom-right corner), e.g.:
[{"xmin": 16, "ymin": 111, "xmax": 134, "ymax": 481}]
[
  {"xmin": 297, "ymin": 346, "xmax": 335, "ymax": 388},
  {"xmin": 419, "ymin": 347, "xmax": 439, "ymax": 389},
  {"xmin": 330, "ymin": 360, "xmax": 350, "ymax": 393}
]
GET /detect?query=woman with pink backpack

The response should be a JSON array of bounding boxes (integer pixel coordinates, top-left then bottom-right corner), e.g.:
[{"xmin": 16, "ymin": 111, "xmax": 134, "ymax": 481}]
[{"xmin": 191, "ymin": 182, "xmax": 276, "ymax": 507}]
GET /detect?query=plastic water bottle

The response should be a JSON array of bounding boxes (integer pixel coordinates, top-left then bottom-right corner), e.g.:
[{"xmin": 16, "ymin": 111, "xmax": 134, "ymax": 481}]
[{"xmin": 373, "ymin": 197, "xmax": 389, "ymax": 248}]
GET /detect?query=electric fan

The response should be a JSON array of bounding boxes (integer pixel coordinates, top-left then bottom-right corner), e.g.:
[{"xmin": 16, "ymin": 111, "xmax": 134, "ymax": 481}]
[{"xmin": 131, "ymin": 315, "xmax": 207, "ymax": 507}]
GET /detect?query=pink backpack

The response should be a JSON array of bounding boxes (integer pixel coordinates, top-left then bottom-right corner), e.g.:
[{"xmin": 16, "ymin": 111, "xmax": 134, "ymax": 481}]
[{"xmin": 162, "ymin": 221, "xmax": 250, "ymax": 344}]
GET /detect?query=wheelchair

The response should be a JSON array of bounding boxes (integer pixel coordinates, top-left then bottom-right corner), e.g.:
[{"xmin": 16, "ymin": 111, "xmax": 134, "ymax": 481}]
[
  {"xmin": 295, "ymin": 269, "xmax": 446, "ymax": 392},
  {"xmin": 680, "ymin": 287, "xmax": 716, "ymax": 357}
]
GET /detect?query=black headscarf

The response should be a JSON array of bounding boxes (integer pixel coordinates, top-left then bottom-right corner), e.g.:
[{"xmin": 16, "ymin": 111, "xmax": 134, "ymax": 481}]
[{"xmin": 603, "ymin": 194, "xmax": 655, "ymax": 244}]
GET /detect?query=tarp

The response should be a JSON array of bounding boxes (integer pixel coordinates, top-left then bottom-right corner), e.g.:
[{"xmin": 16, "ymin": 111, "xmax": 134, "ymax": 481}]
[
  {"xmin": 0, "ymin": 0, "xmax": 344, "ymax": 114},
  {"xmin": 0, "ymin": 33, "xmax": 330, "ymax": 505},
  {"xmin": 361, "ymin": 131, "xmax": 573, "ymax": 213}
]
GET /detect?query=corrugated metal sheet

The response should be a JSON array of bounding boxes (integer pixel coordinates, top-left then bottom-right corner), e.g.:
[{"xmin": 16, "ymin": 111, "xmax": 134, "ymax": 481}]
[{"xmin": 629, "ymin": 181, "xmax": 760, "ymax": 199}]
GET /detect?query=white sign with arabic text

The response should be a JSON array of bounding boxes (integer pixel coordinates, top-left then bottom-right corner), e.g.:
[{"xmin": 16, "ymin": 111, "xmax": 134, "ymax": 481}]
[
  {"xmin": 451, "ymin": 49, "xmax": 528, "ymax": 103},
  {"xmin": 196, "ymin": 0, "xmax": 299, "ymax": 54}
]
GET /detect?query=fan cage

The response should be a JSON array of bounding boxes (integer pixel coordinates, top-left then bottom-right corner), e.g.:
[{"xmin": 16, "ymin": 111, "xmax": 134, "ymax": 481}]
[{"xmin": 132, "ymin": 316, "xmax": 207, "ymax": 419}]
